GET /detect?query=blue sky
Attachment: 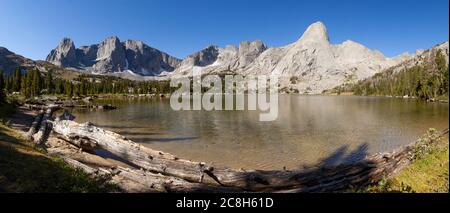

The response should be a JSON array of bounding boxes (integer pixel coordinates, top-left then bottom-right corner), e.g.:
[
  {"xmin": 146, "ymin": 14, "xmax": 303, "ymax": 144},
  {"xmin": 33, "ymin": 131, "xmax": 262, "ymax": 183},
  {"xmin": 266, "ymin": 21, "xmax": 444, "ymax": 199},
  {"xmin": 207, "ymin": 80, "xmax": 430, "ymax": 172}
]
[{"xmin": 0, "ymin": 0, "xmax": 448, "ymax": 60}]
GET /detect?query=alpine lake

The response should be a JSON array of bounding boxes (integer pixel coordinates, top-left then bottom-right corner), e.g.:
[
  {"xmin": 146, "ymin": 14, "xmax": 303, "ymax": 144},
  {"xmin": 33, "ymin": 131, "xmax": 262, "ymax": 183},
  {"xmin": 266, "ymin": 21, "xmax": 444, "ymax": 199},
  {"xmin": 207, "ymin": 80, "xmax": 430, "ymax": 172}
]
[{"xmin": 68, "ymin": 95, "xmax": 449, "ymax": 170}]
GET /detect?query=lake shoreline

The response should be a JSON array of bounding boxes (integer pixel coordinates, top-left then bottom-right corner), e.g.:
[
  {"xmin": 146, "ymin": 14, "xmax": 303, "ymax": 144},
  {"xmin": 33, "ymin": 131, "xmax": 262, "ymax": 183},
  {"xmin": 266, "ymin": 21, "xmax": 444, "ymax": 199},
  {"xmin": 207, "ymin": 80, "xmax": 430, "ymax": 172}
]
[
  {"xmin": 323, "ymin": 92, "xmax": 449, "ymax": 103},
  {"xmin": 2, "ymin": 93, "xmax": 449, "ymax": 192},
  {"xmin": 70, "ymin": 94, "xmax": 449, "ymax": 170},
  {"xmin": 2, "ymin": 101, "xmax": 448, "ymax": 192}
]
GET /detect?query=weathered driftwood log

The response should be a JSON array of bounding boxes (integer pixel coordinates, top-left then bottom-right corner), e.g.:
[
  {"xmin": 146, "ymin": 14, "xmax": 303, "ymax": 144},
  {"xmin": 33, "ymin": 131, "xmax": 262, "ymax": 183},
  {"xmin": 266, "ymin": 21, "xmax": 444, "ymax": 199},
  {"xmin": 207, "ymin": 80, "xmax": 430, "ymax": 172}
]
[
  {"xmin": 25, "ymin": 110, "xmax": 44, "ymax": 140},
  {"xmin": 55, "ymin": 147, "xmax": 243, "ymax": 193},
  {"xmin": 55, "ymin": 134, "xmax": 99, "ymax": 152},
  {"xmin": 51, "ymin": 119, "xmax": 448, "ymax": 192},
  {"xmin": 45, "ymin": 118, "xmax": 229, "ymax": 192},
  {"xmin": 65, "ymin": 158, "xmax": 242, "ymax": 193},
  {"xmin": 277, "ymin": 149, "xmax": 413, "ymax": 192},
  {"xmin": 24, "ymin": 103, "xmax": 52, "ymax": 111},
  {"xmin": 109, "ymin": 166, "xmax": 244, "ymax": 193},
  {"xmin": 52, "ymin": 120, "xmax": 227, "ymax": 187}
]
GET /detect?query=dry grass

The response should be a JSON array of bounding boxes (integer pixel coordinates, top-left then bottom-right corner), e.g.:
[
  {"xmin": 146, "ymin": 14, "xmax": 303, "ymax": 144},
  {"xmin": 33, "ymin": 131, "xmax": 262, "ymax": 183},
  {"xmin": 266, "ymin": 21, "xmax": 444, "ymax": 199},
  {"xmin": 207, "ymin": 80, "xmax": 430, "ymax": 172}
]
[
  {"xmin": 0, "ymin": 102, "xmax": 119, "ymax": 192},
  {"xmin": 363, "ymin": 132, "xmax": 449, "ymax": 193},
  {"xmin": 388, "ymin": 146, "xmax": 448, "ymax": 192}
]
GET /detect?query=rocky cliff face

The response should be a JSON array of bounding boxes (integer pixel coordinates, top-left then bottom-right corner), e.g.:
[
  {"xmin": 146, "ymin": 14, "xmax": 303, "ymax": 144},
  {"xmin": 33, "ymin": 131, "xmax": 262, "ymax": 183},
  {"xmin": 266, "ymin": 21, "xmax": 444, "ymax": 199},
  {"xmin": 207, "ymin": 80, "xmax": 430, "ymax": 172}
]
[
  {"xmin": 92, "ymin": 36, "xmax": 127, "ymax": 74},
  {"xmin": 45, "ymin": 21, "xmax": 445, "ymax": 94},
  {"xmin": 238, "ymin": 40, "xmax": 267, "ymax": 68},
  {"xmin": 171, "ymin": 40, "xmax": 268, "ymax": 76},
  {"xmin": 46, "ymin": 37, "xmax": 181, "ymax": 75},
  {"xmin": 46, "ymin": 38, "xmax": 77, "ymax": 67},
  {"xmin": 123, "ymin": 40, "xmax": 181, "ymax": 76},
  {"xmin": 180, "ymin": 45, "xmax": 220, "ymax": 67},
  {"xmin": 170, "ymin": 22, "xmax": 413, "ymax": 94}
]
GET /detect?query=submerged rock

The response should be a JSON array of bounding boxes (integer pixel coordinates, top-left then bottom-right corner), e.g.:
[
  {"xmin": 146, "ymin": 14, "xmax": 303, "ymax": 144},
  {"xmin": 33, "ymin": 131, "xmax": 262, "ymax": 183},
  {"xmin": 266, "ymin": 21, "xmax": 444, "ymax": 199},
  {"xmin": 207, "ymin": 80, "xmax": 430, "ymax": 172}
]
[{"xmin": 56, "ymin": 110, "xmax": 76, "ymax": 121}]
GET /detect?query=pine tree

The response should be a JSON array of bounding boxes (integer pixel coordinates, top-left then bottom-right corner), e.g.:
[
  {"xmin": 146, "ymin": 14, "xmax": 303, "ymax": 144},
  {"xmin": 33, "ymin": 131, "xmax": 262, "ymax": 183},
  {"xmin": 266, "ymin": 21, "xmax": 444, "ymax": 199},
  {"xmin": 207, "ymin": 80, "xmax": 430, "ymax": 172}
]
[
  {"xmin": 12, "ymin": 68, "xmax": 22, "ymax": 92},
  {"xmin": 0, "ymin": 70, "xmax": 5, "ymax": 102},
  {"xmin": 54, "ymin": 79, "xmax": 63, "ymax": 94},
  {"xmin": 45, "ymin": 71, "xmax": 53, "ymax": 94},
  {"xmin": 4, "ymin": 74, "xmax": 10, "ymax": 92},
  {"xmin": 21, "ymin": 75, "xmax": 28, "ymax": 97},
  {"xmin": 65, "ymin": 81, "xmax": 73, "ymax": 97},
  {"xmin": 32, "ymin": 69, "xmax": 41, "ymax": 97}
]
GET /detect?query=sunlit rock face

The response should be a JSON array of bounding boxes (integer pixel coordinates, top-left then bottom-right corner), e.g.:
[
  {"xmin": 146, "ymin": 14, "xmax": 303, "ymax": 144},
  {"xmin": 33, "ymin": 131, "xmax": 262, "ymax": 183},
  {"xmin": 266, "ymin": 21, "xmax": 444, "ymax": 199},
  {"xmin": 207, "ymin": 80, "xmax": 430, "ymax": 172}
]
[
  {"xmin": 47, "ymin": 22, "xmax": 419, "ymax": 93},
  {"xmin": 46, "ymin": 38, "xmax": 77, "ymax": 67},
  {"xmin": 46, "ymin": 36, "xmax": 181, "ymax": 76},
  {"xmin": 170, "ymin": 21, "xmax": 413, "ymax": 94}
]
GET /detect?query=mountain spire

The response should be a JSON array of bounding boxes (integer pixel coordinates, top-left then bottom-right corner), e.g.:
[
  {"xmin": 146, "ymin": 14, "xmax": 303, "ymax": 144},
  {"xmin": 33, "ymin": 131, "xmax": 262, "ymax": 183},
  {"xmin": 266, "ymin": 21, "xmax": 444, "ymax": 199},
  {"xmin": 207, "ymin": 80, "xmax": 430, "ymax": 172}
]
[
  {"xmin": 298, "ymin": 21, "xmax": 329, "ymax": 44},
  {"xmin": 46, "ymin": 37, "xmax": 77, "ymax": 67}
]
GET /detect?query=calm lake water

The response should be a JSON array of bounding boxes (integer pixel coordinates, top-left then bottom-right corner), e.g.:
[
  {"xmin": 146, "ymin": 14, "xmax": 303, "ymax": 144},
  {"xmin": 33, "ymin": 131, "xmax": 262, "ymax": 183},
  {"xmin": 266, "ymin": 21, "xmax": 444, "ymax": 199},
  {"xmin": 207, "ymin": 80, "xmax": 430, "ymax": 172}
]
[{"xmin": 69, "ymin": 95, "xmax": 449, "ymax": 170}]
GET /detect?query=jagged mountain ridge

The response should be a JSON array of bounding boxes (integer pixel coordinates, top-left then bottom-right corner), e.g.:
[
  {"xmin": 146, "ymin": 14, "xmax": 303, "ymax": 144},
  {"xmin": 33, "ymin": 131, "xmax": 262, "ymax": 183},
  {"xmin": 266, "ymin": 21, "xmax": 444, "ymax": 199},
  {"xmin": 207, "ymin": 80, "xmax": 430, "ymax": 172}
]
[
  {"xmin": 170, "ymin": 22, "xmax": 414, "ymax": 94},
  {"xmin": 170, "ymin": 40, "xmax": 268, "ymax": 76},
  {"xmin": 40, "ymin": 21, "xmax": 447, "ymax": 93},
  {"xmin": 46, "ymin": 36, "xmax": 181, "ymax": 76}
]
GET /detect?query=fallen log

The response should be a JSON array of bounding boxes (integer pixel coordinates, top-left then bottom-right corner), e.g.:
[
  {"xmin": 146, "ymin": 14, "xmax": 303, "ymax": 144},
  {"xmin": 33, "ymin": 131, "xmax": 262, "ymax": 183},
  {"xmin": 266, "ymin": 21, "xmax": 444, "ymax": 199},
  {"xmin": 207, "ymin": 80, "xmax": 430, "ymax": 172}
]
[
  {"xmin": 49, "ymin": 137, "xmax": 243, "ymax": 193},
  {"xmin": 25, "ymin": 110, "xmax": 44, "ymax": 140},
  {"xmin": 33, "ymin": 108, "xmax": 54, "ymax": 145},
  {"xmin": 24, "ymin": 104, "xmax": 47, "ymax": 111},
  {"xmin": 52, "ymin": 120, "xmax": 228, "ymax": 187},
  {"xmin": 51, "ymin": 119, "xmax": 448, "ymax": 192},
  {"xmin": 110, "ymin": 166, "xmax": 244, "ymax": 193}
]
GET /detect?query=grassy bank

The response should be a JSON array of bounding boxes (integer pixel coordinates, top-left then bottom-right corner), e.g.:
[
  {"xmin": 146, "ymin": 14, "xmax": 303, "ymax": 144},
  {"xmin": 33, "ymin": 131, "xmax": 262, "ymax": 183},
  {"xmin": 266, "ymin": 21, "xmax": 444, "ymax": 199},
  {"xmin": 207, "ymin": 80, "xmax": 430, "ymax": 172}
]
[
  {"xmin": 363, "ymin": 129, "xmax": 449, "ymax": 193},
  {"xmin": 389, "ymin": 147, "xmax": 448, "ymax": 192},
  {"xmin": 0, "ymin": 102, "xmax": 119, "ymax": 192}
]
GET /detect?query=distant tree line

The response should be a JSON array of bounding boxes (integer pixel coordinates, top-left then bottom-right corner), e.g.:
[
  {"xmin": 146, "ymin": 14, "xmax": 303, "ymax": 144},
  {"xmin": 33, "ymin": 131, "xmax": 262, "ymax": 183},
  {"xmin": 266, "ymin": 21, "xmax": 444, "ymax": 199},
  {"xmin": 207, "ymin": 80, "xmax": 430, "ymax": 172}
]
[
  {"xmin": 351, "ymin": 50, "xmax": 449, "ymax": 100},
  {"xmin": 0, "ymin": 68, "xmax": 174, "ymax": 99}
]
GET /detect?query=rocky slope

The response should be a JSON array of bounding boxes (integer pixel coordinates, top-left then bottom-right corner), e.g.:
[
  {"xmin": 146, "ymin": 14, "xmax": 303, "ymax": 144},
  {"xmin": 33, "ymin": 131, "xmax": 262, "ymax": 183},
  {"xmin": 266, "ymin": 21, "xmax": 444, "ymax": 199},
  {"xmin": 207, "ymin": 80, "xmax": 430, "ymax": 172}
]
[
  {"xmin": 389, "ymin": 41, "xmax": 449, "ymax": 73},
  {"xmin": 347, "ymin": 41, "xmax": 449, "ymax": 99},
  {"xmin": 46, "ymin": 36, "xmax": 181, "ymax": 76},
  {"xmin": 168, "ymin": 40, "xmax": 267, "ymax": 77},
  {"xmin": 170, "ymin": 22, "xmax": 413, "ymax": 94}
]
